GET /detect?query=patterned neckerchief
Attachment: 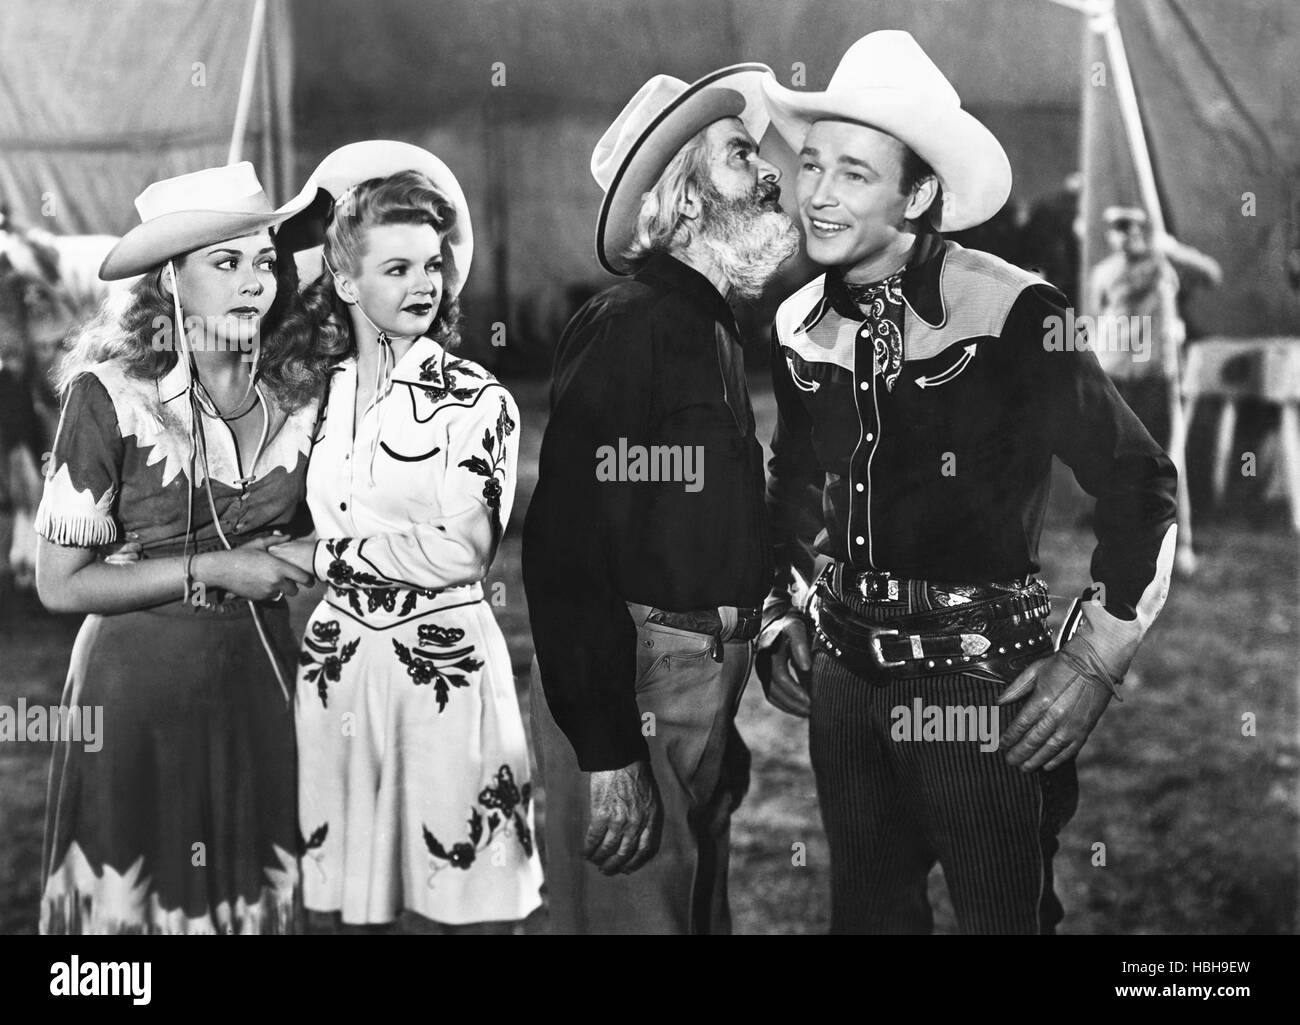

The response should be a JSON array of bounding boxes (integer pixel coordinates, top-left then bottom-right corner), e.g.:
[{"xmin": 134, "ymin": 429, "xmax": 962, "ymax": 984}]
[{"xmin": 841, "ymin": 270, "xmax": 906, "ymax": 392}]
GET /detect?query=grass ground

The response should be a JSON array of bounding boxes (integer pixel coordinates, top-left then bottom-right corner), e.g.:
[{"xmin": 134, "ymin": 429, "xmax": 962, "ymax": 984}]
[{"xmin": 1, "ymin": 377, "xmax": 1296, "ymax": 933}]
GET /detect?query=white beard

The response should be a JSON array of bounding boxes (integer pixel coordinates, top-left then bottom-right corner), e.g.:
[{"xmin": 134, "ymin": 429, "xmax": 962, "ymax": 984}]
[{"xmin": 697, "ymin": 191, "xmax": 801, "ymax": 300}]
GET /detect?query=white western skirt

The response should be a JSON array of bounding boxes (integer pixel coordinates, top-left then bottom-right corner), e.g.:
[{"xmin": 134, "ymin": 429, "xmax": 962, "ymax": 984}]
[{"xmin": 294, "ymin": 582, "xmax": 543, "ymax": 925}]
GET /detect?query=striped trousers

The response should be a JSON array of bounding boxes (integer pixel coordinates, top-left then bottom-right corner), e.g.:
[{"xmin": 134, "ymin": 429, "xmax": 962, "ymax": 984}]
[{"xmin": 809, "ymin": 649, "xmax": 1078, "ymax": 934}]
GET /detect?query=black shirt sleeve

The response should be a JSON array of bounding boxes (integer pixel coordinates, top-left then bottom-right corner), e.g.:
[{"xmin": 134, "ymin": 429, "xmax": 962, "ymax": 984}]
[
  {"xmin": 522, "ymin": 304, "xmax": 657, "ymax": 771},
  {"xmin": 764, "ymin": 325, "xmax": 824, "ymax": 625},
  {"xmin": 1013, "ymin": 284, "xmax": 1178, "ymax": 620}
]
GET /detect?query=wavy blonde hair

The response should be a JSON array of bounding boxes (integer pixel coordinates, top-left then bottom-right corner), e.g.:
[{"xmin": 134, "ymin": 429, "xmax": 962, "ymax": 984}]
[{"xmin": 276, "ymin": 169, "xmax": 462, "ymax": 377}]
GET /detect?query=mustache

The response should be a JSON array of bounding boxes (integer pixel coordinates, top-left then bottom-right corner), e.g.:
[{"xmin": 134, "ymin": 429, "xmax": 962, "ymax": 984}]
[{"xmin": 703, "ymin": 181, "xmax": 783, "ymax": 217}]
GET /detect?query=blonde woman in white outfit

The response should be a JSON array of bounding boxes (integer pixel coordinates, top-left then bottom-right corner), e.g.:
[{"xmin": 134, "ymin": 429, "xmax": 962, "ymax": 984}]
[{"xmin": 272, "ymin": 141, "xmax": 542, "ymax": 933}]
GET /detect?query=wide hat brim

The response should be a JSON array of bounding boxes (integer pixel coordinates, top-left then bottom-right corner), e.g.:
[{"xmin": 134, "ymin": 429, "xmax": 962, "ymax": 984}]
[
  {"xmin": 597, "ymin": 63, "xmax": 773, "ymax": 276},
  {"xmin": 761, "ymin": 79, "xmax": 1011, "ymax": 232},
  {"xmin": 99, "ymin": 196, "xmax": 314, "ymax": 281},
  {"xmin": 275, "ymin": 140, "xmax": 473, "ymax": 298}
]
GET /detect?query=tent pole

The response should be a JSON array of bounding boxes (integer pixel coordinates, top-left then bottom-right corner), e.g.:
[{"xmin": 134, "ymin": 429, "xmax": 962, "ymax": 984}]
[
  {"xmin": 271, "ymin": 0, "xmax": 296, "ymax": 206},
  {"xmin": 1092, "ymin": 2, "xmax": 1196, "ymax": 574},
  {"xmin": 259, "ymin": 22, "xmax": 275, "ymax": 199},
  {"xmin": 228, "ymin": 0, "xmax": 268, "ymax": 165},
  {"xmin": 1096, "ymin": 8, "xmax": 1164, "ymax": 233},
  {"xmin": 1077, "ymin": 11, "xmax": 1096, "ymax": 311}
]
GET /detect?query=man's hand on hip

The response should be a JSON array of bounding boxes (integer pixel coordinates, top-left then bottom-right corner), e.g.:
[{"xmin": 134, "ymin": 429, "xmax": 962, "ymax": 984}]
[
  {"xmin": 584, "ymin": 759, "xmax": 662, "ymax": 875},
  {"xmin": 756, "ymin": 614, "xmax": 812, "ymax": 717},
  {"xmin": 997, "ymin": 651, "xmax": 1113, "ymax": 772}
]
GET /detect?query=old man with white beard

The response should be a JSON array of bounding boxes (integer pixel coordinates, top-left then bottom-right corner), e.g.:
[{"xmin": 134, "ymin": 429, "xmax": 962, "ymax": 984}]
[{"xmin": 523, "ymin": 64, "xmax": 800, "ymax": 934}]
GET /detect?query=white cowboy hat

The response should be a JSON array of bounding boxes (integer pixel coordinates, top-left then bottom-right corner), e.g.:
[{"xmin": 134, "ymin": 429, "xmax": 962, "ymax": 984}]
[
  {"xmin": 99, "ymin": 161, "xmax": 315, "ymax": 281},
  {"xmin": 761, "ymin": 30, "xmax": 1011, "ymax": 231},
  {"xmin": 276, "ymin": 140, "xmax": 473, "ymax": 297},
  {"xmin": 593, "ymin": 63, "xmax": 775, "ymax": 275}
]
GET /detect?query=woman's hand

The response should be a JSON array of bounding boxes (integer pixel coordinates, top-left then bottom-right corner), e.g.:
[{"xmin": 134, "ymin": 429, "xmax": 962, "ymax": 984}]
[
  {"xmin": 197, "ymin": 536, "xmax": 313, "ymax": 601},
  {"xmin": 267, "ymin": 538, "xmax": 317, "ymax": 576},
  {"xmin": 99, "ymin": 533, "xmax": 143, "ymax": 565}
]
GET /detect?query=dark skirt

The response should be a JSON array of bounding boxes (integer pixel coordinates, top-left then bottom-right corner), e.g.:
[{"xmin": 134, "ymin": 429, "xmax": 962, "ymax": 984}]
[{"xmin": 40, "ymin": 597, "xmax": 300, "ymax": 934}]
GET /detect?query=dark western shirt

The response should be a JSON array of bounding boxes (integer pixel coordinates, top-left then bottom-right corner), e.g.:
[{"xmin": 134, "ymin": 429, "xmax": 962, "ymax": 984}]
[
  {"xmin": 523, "ymin": 253, "xmax": 770, "ymax": 771},
  {"xmin": 766, "ymin": 233, "xmax": 1178, "ymax": 627}
]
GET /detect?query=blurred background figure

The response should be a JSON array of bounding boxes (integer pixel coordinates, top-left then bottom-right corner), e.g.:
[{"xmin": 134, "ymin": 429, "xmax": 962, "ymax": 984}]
[
  {"xmin": 0, "ymin": 197, "xmax": 60, "ymax": 597},
  {"xmin": 1086, "ymin": 205, "xmax": 1222, "ymax": 447},
  {"xmin": 946, "ymin": 194, "xmax": 1031, "ymax": 270},
  {"xmin": 0, "ymin": 194, "xmax": 122, "ymax": 599},
  {"xmin": 1022, "ymin": 171, "xmax": 1082, "ymax": 305}
]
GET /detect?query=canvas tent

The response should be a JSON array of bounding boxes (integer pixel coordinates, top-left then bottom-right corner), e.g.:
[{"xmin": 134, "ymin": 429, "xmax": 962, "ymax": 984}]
[
  {"xmin": 2, "ymin": 0, "xmax": 1296, "ymax": 350},
  {"xmin": 1081, "ymin": 0, "xmax": 1300, "ymax": 337},
  {"xmin": 288, "ymin": 0, "xmax": 1091, "ymax": 337},
  {"xmin": 2, "ymin": 0, "xmax": 1082, "ymax": 345},
  {"xmin": 0, "ymin": 1, "xmax": 293, "ymax": 237}
]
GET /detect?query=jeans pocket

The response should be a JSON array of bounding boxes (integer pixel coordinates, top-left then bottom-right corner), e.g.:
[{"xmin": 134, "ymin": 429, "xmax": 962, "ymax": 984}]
[{"xmin": 635, "ymin": 621, "xmax": 715, "ymax": 686}]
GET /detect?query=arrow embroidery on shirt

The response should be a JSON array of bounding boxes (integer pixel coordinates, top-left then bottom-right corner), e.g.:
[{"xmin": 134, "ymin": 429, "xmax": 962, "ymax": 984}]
[
  {"xmin": 914, "ymin": 343, "xmax": 977, "ymax": 389},
  {"xmin": 787, "ymin": 356, "xmax": 821, "ymax": 393}
]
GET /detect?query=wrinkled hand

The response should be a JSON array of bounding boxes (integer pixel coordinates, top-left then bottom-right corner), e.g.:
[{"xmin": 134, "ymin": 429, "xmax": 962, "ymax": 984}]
[
  {"xmin": 584, "ymin": 759, "xmax": 662, "ymax": 875},
  {"xmin": 997, "ymin": 651, "xmax": 1113, "ymax": 772},
  {"xmin": 756, "ymin": 614, "xmax": 812, "ymax": 717}
]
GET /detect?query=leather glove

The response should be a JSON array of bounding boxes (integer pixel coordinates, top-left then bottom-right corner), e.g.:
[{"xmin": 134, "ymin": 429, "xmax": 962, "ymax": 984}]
[{"xmin": 997, "ymin": 598, "xmax": 1138, "ymax": 772}]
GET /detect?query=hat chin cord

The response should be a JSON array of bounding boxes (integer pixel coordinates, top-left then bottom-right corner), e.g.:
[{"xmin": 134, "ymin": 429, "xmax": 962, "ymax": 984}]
[
  {"xmin": 324, "ymin": 254, "xmax": 418, "ymax": 487},
  {"xmin": 169, "ymin": 259, "xmax": 291, "ymax": 706}
]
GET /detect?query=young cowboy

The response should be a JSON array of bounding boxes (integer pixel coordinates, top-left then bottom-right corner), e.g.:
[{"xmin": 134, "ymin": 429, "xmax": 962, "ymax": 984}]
[
  {"xmin": 523, "ymin": 65, "xmax": 800, "ymax": 934},
  {"xmin": 756, "ymin": 32, "xmax": 1177, "ymax": 934}
]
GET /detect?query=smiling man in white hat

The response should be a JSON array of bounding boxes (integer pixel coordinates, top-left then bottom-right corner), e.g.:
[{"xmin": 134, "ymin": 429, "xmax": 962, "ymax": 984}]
[
  {"xmin": 756, "ymin": 31, "xmax": 1179, "ymax": 934},
  {"xmin": 523, "ymin": 64, "xmax": 800, "ymax": 934}
]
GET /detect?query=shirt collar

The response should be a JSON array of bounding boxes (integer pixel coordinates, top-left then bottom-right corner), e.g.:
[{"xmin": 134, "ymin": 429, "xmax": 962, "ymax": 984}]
[
  {"xmin": 634, "ymin": 252, "xmax": 739, "ymax": 333},
  {"xmin": 157, "ymin": 354, "xmax": 276, "ymax": 410},
  {"xmin": 900, "ymin": 230, "xmax": 948, "ymax": 327},
  {"xmin": 324, "ymin": 335, "xmax": 440, "ymax": 381},
  {"xmin": 390, "ymin": 335, "xmax": 443, "ymax": 387},
  {"xmin": 802, "ymin": 231, "xmax": 950, "ymax": 332},
  {"xmin": 157, "ymin": 356, "xmax": 190, "ymax": 405}
]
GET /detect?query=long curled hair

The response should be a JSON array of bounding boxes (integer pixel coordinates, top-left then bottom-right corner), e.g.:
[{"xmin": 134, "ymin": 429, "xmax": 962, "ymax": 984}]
[
  {"xmin": 56, "ymin": 239, "xmax": 321, "ymax": 410},
  {"xmin": 275, "ymin": 170, "xmax": 462, "ymax": 385},
  {"xmin": 622, "ymin": 128, "xmax": 712, "ymax": 268}
]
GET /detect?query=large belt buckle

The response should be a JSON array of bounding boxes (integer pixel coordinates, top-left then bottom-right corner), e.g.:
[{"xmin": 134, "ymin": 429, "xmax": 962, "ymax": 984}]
[
  {"xmin": 868, "ymin": 627, "xmax": 908, "ymax": 670},
  {"xmin": 854, "ymin": 572, "xmax": 900, "ymax": 602}
]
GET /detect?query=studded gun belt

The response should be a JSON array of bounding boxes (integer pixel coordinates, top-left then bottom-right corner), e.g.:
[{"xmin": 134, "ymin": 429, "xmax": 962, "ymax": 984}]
[{"xmin": 810, "ymin": 566, "xmax": 1053, "ymax": 684}]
